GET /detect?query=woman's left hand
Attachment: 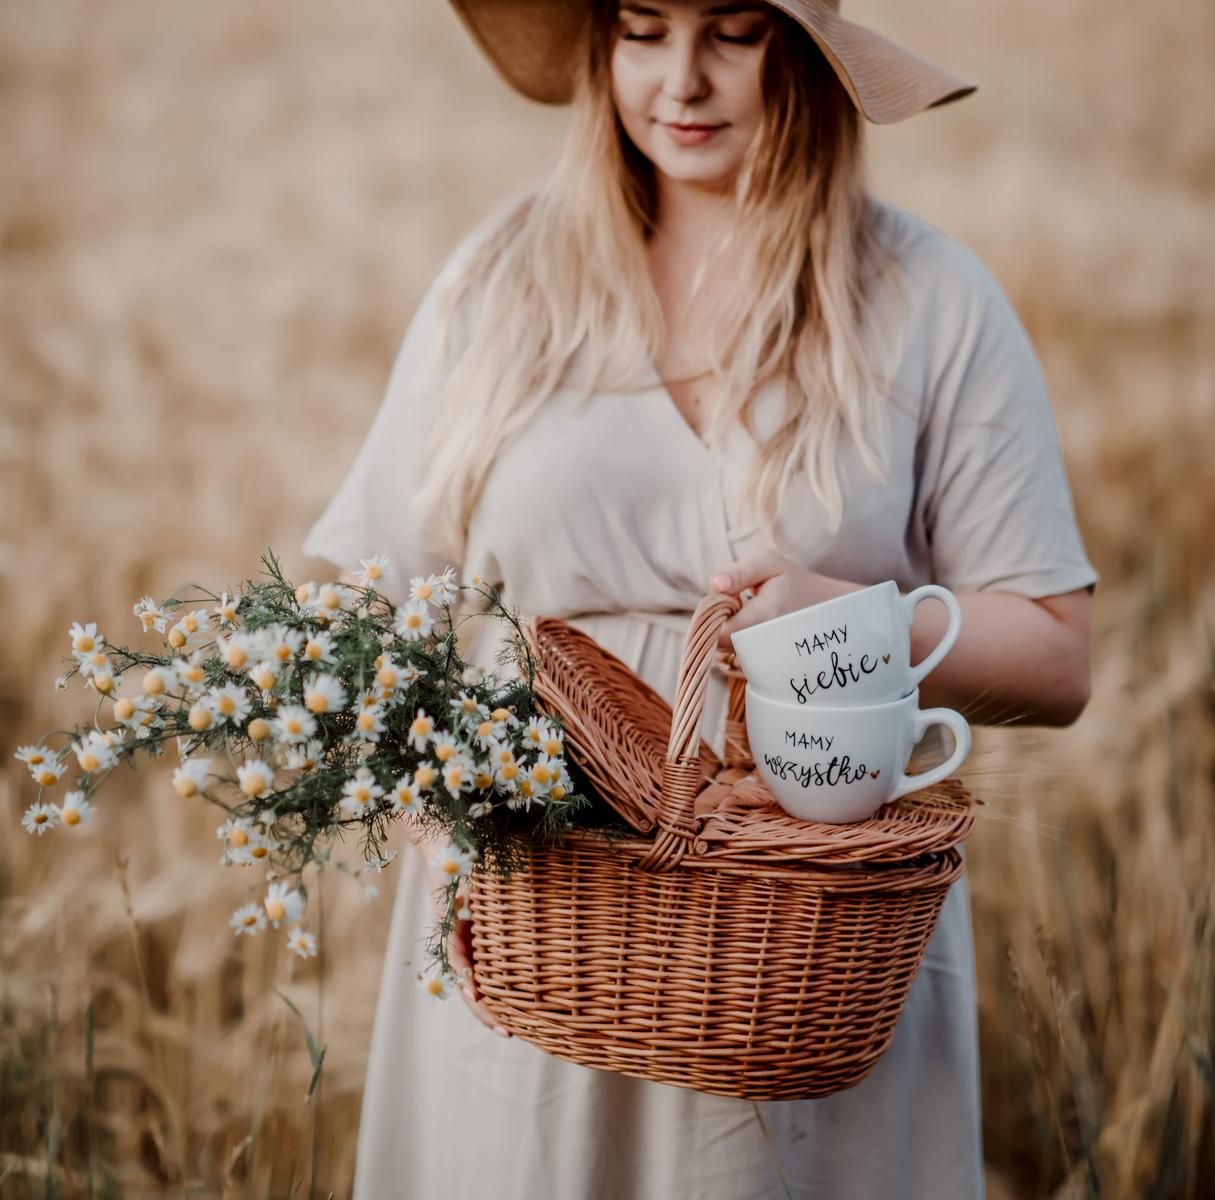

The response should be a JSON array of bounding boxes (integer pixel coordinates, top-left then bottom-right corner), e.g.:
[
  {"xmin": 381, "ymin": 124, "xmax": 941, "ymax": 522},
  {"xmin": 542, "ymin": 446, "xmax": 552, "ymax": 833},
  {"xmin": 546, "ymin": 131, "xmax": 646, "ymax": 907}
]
[{"xmin": 709, "ymin": 550, "xmax": 859, "ymax": 655}]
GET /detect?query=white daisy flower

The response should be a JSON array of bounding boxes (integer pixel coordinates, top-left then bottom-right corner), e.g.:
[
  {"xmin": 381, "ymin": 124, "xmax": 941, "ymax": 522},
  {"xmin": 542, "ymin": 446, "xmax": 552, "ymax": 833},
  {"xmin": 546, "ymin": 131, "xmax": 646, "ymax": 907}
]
[
  {"xmin": 73, "ymin": 646, "xmax": 111, "ymax": 677},
  {"xmin": 392, "ymin": 601, "xmax": 433, "ymax": 642},
  {"xmin": 230, "ymin": 902, "xmax": 267, "ymax": 936},
  {"xmin": 227, "ymin": 827, "xmax": 281, "ymax": 866},
  {"xmin": 272, "ymin": 704, "xmax": 317, "ymax": 744},
  {"xmin": 15, "ymin": 744, "xmax": 55, "ymax": 767},
  {"xmin": 310, "ymin": 582, "xmax": 354, "ymax": 619},
  {"xmin": 430, "ymin": 733, "xmax": 462, "ymax": 766},
  {"xmin": 113, "ymin": 693, "xmax": 162, "ymax": 734},
  {"xmin": 71, "ymin": 731, "xmax": 118, "ymax": 774},
  {"xmin": 417, "ymin": 966, "xmax": 455, "ymax": 1001},
  {"xmin": 85, "ymin": 668, "xmax": 118, "ymax": 696},
  {"xmin": 263, "ymin": 880, "xmax": 305, "ymax": 928},
  {"xmin": 493, "ymin": 753, "xmax": 521, "ymax": 789},
  {"xmin": 431, "ymin": 840, "xmax": 477, "ymax": 881},
  {"xmin": 217, "ymin": 815, "xmax": 258, "ymax": 848},
  {"xmin": 357, "ymin": 555, "xmax": 391, "ymax": 589},
  {"xmin": 526, "ymin": 754, "xmax": 561, "ymax": 795},
  {"xmin": 55, "ymin": 790, "xmax": 96, "ymax": 827},
  {"xmin": 28, "ymin": 755, "xmax": 66, "ymax": 788},
  {"xmin": 412, "ymin": 761, "xmax": 439, "ymax": 792},
  {"xmin": 302, "ymin": 672, "xmax": 347, "ymax": 715},
  {"xmin": 460, "ymin": 664, "xmax": 486, "ymax": 687},
  {"xmin": 448, "ymin": 690, "xmax": 488, "ymax": 723},
  {"xmin": 215, "ymin": 632, "xmax": 255, "ymax": 672},
  {"xmin": 472, "ymin": 718, "xmax": 507, "ymax": 751},
  {"xmin": 432, "ymin": 567, "xmax": 460, "ymax": 604},
  {"xmin": 301, "ymin": 630, "xmax": 338, "ymax": 666},
  {"xmin": 237, "ymin": 759, "xmax": 275, "ymax": 798},
  {"xmin": 407, "ymin": 707, "xmax": 434, "ymax": 752},
  {"xmin": 398, "ymin": 662, "xmax": 423, "ymax": 686},
  {"xmin": 141, "ymin": 666, "xmax": 177, "ymax": 697},
  {"xmin": 441, "ymin": 755, "xmax": 476, "ymax": 796},
  {"xmin": 206, "ymin": 682, "xmax": 253, "ymax": 727},
  {"xmin": 339, "ymin": 766, "xmax": 384, "ymax": 816},
  {"xmin": 284, "ymin": 738, "xmax": 324, "ymax": 771},
  {"xmin": 263, "ymin": 624, "xmax": 304, "ymax": 666},
  {"xmin": 372, "ymin": 655, "xmax": 408, "ymax": 694},
  {"xmin": 489, "ymin": 705, "xmax": 521, "ymax": 729},
  {"xmin": 172, "ymin": 650, "xmax": 209, "ymax": 692},
  {"xmin": 386, "ymin": 773, "xmax": 424, "ymax": 816},
  {"xmin": 173, "ymin": 757, "xmax": 212, "ymax": 797},
  {"xmin": 212, "ymin": 591, "xmax": 241, "ymax": 627},
  {"xmin": 53, "ymin": 675, "xmax": 69, "ymax": 691},
  {"xmin": 167, "ymin": 608, "xmax": 211, "ymax": 649},
  {"xmin": 538, "ymin": 727, "xmax": 565, "ymax": 758},
  {"xmin": 360, "ymin": 848, "xmax": 399, "ymax": 873},
  {"xmin": 521, "ymin": 717, "xmax": 553, "ymax": 751},
  {"xmin": 286, "ymin": 926, "xmax": 318, "ymax": 958},
  {"xmin": 22, "ymin": 801, "xmax": 59, "ymax": 835},
  {"xmin": 505, "ymin": 777, "xmax": 544, "ymax": 812},
  {"xmin": 408, "ymin": 574, "xmax": 440, "ymax": 605},
  {"xmin": 133, "ymin": 596, "xmax": 169, "ymax": 634},
  {"xmin": 69, "ymin": 621, "xmax": 105, "ymax": 654},
  {"xmin": 467, "ymin": 799, "xmax": 494, "ymax": 819},
  {"xmin": 352, "ymin": 702, "xmax": 386, "ymax": 743},
  {"xmin": 247, "ymin": 655, "xmax": 283, "ymax": 694}
]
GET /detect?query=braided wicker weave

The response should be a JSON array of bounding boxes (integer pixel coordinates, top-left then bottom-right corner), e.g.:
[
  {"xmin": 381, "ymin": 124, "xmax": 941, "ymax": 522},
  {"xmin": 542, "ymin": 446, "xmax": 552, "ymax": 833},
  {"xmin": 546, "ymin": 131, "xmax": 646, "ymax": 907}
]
[{"xmin": 467, "ymin": 590, "xmax": 975, "ymax": 1100}]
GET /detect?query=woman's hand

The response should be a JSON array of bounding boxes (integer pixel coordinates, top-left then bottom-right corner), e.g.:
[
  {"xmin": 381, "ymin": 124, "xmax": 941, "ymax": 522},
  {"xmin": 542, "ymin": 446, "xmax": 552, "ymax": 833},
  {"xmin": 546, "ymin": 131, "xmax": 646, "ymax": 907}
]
[
  {"xmin": 709, "ymin": 549, "xmax": 860, "ymax": 654},
  {"xmin": 443, "ymin": 886, "xmax": 512, "ymax": 1039}
]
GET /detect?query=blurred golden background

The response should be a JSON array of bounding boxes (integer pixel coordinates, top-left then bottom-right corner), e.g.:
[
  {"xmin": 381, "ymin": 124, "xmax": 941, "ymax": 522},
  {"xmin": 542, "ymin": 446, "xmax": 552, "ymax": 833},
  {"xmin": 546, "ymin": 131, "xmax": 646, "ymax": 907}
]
[{"xmin": 2, "ymin": 0, "xmax": 1211, "ymax": 1195}]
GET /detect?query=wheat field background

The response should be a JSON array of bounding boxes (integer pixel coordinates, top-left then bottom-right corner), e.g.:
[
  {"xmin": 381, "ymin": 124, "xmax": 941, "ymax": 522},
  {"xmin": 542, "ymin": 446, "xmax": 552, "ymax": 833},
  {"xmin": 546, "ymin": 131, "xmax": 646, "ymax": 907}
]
[{"xmin": 1, "ymin": 0, "xmax": 1212, "ymax": 1196}]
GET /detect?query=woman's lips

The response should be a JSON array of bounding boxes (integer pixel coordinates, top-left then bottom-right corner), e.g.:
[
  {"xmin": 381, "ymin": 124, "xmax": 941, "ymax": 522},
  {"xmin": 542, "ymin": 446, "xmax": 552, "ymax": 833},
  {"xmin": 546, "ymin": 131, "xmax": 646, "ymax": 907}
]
[{"xmin": 662, "ymin": 122, "xmax": 725, "ymax": 146}]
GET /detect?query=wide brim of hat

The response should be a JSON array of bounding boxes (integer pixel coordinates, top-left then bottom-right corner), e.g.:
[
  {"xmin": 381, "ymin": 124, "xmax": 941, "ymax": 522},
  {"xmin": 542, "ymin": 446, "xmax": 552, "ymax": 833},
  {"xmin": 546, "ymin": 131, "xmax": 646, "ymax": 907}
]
[{"xmin": 448, "ymin": 0, "xmax": 976, "ymax": 124}]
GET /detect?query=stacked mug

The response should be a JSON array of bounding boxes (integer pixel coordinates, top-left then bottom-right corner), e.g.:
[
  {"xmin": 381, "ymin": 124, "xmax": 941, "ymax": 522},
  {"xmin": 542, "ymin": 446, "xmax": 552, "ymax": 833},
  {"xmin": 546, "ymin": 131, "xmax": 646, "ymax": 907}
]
[{"xmin": 729, "ymin": 582, "xmax": 971, "ymax": 824}]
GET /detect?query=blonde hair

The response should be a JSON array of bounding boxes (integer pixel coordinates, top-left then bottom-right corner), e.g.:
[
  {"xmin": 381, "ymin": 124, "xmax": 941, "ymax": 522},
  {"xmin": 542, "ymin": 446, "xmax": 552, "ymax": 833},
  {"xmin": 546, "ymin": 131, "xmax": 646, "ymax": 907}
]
[{"xmin": 418, "ymin": 0, "xmax": 906, "ymax": 565}]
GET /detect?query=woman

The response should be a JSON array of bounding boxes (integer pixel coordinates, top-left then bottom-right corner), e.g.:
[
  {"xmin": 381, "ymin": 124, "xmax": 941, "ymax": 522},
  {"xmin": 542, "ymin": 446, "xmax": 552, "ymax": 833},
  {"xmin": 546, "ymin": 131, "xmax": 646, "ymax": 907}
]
[{"xmin": 302, "ymin": 1, "xmax": 1097, "ymax": 1195}]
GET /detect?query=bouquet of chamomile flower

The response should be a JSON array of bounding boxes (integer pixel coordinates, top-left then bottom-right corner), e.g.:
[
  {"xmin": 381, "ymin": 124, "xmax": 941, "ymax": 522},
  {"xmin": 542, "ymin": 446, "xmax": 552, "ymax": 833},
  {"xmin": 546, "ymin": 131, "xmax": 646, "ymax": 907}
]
[{"xmin": 16, "ymin": 549, "xmax": 589, "ymax": 998}]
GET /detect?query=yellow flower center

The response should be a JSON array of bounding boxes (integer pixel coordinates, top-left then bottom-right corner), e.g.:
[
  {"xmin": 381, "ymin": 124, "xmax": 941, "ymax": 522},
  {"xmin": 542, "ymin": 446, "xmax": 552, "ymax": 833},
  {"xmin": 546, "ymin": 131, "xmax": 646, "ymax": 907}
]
[
  {"xmin": 37, "ymin": 769, "xmax": 58, "ymax": 786},
  {"xmin": 294, "ymin": 584, "xmax": 311, "ymax": 604},
  {"xmin": 416, "ymin": 583, "xmax": 433, "ymax": 600},
  {"xmin": 266, "ymin": 899, "xmax": 286, "ymax": 922},
  {"xmin": 243, "ymin": 914, "xmax": 258, "ymax": 927},
  {"xmin": 477, "ymin": 721, "xmax": 493, "ymax": 738},
  {"xmin": 366, "ymin": 564, "xmax": 383, "ymax": 580},
  {"xmin": 73, "ymin": 633, "xmax": 95, "ymax": 652},
  {"xmin": 305, "ymin": 642, "xmax": 321, "ymax": 659},
  {"xmin": 218, "ymin": 695, "xmax": 236, "ymax": 715},
  {"xmin": 320, "ymin": 587, "xmax": 341, "ymax": 611},
  {"xmin": 397, "ymin": 787, "xmax": 416, "ymax": 806},
  {"xmin": 305, "ymin": 693, "xmax": 328, "ymax": 714},
  {"xmin": 230, "ymin": 828, "xmax": 248, "ymax": 846},
  {"xmin": 274, "ymin": 645, "xmax": 291, "ymax": 662},
  {"xmin": 532, "ymin": 764, "xmax": 552, "ymax": 784},
  {"xmin": 404, "ymin": 613, "xmax": 421, "ymax": 630},
  {"xmin": 34, "ymin": 811, "xmax": 50, "ymax": 825},
  {"xmin": 415, "ymin": 765, "xmax": 437, "ymax": 788},
  {"xmin": 425, "ymin": 977, "xmax": 444, "ymax": 995},
  {"xmin": 144, "ymin": 670, "xmax": 165, "ymax": 695},
  {"xmin": 188, "ymin": 704, "xmax": 213, "ymax": 731},
  {"xmin": 241, "ymin": 773, "xmax": 267, "ymax": 796},
  {"xmin": 435, "ymin": 744, "xmax": 456, "ymax": 762},
  {"xmin": 79, "ymin": 752, "xmax": 99, "ymax": 772},
  {"xmin": 474, "ymin": 772, "xmax": 494, "ymax": 789},
  {"xmin": 376, "ymin": 667, "xmax": 398, "ymax": 687},
  {"xmin": 441, "ymin": 858, "xmax": 460, "ymax": 876},
  {"xmin": 254, "ymin": 669, "xmax": 276, "ymax": 689},
  {"xmin": 499, "ymin": 763, "xmax": 519, "ymax": 781},
  {"xmin": 248, "ymin": 719, "xmax": 271, "ymax": 741},
  {"xmin": 251, "ymin": 845, "xmax": 268, "ymax": 859},
  {"xmin": 62, "ymin": 808, "xmax": 81, "ymax": 826},
  {"xmin": 174, "ymin": 777, "xmax": 197, "ymax": 797},
  {"xmin": 185, "ymin": 665, "xmax": 205, "ymax": 683},
  {"xmin": 183, "ymin": 615, "xmax": 200, "ymax": 633},
  {"xmin": 491, "ymin": 708, "xmax": 511, "ymax": 721},
  {"xmin": 224, "ymin": 646, "xmax": 247, "ymax": 669},
  {"xmin": 357, "ymin": 713, "xmax": 376, "ymax": 732},
  {"xmin": 550, "ymin": 785, "xmax": 566, "ymax": 801},
  {"xmin": 410, "ymin": 718, "xmax": 432, "ymax": 737},
  {"xmin": 543, "ymin": 738, "xmax": 562, "ymax": 756},
  {"xmin": 91, "ymin": 673, "xmax": 114, "ymax": 694}
]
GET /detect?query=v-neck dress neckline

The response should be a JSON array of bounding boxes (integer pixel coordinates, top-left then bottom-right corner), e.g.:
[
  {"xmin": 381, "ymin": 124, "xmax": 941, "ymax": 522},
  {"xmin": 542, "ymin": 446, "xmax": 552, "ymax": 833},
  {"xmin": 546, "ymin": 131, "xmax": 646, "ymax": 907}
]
[{"xmin": 643, "ymin": 356, "xmax": 720, "ymax": 458}]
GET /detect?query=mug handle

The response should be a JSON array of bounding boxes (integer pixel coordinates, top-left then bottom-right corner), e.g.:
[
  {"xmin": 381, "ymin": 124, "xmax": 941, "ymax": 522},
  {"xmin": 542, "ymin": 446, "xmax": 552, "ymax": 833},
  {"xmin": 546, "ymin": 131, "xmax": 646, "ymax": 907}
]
[
  {"xmin": 901, "ymin": 584, "xmax": 963, "ymax": 688},
  {"xmin": 890, "ymin": 707, "xmax": 971, "ymax": 800}
]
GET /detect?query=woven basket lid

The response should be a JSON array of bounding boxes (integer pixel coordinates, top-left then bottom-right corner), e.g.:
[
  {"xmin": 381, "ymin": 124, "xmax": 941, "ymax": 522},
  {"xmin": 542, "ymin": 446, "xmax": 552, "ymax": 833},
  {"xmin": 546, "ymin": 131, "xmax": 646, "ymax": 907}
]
[{"xmin": 523, "ymin": 604, "xmax": 975, "ymax": 868}]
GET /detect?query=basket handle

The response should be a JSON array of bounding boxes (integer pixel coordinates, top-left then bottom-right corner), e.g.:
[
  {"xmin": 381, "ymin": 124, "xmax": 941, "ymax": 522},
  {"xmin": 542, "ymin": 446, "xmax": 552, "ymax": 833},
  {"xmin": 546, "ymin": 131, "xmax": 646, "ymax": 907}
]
[{"xmin": 636, "ymin": 590, "xmax": 741, "ymax": 872}]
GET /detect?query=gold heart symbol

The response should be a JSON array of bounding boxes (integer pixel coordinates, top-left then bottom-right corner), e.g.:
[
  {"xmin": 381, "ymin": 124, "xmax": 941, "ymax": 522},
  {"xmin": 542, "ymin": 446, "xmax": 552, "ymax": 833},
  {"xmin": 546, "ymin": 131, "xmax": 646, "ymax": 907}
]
[
  {"xmin": 869, "ymin": 770, "xmax": 880, "ymax": 779},
  {"xmin": 881, "ymin": 654, "xmax": 890, "ymax": 664}
]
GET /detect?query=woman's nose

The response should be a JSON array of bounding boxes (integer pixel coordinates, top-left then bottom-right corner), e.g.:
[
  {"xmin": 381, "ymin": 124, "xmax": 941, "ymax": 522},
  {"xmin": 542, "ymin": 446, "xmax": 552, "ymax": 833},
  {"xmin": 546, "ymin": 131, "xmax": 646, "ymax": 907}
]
[{"xmin": 662, "ymin": 36, "xmax": 711, "ymax": 103}]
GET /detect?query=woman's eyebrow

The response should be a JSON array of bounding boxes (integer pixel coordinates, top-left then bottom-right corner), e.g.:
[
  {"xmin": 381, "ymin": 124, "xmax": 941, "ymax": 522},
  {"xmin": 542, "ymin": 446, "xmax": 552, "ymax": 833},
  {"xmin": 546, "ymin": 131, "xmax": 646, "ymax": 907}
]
[{"xmin": 619, "ymin": 4, "xmax": 768, "ymax": 17}]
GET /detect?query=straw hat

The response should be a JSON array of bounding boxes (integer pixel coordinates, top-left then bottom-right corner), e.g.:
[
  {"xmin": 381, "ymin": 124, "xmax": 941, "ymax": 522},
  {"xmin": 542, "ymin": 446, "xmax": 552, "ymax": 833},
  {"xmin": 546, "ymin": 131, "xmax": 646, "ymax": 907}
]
[{"xmin": 448, "ymin": 0, "xmax": 976, "ymax": 124}]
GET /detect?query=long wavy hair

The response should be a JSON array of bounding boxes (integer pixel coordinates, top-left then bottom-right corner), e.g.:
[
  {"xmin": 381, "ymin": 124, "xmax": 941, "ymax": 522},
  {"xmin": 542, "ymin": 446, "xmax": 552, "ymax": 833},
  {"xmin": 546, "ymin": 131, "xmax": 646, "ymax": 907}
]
[{"xmin": 416, "ymin": 0, "xmax": 906, "ymax": 565}]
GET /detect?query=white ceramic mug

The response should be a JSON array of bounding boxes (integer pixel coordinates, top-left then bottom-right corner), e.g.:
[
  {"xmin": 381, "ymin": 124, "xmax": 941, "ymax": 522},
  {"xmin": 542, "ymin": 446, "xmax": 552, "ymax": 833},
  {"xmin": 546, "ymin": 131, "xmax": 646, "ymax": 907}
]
[
  {"xmin": 745, "ymin": 685, "xmax": 971, "ymax": 823},
  {"xmin": 729, "ymin": 580, "xmax": 962, "ymax": 707}
]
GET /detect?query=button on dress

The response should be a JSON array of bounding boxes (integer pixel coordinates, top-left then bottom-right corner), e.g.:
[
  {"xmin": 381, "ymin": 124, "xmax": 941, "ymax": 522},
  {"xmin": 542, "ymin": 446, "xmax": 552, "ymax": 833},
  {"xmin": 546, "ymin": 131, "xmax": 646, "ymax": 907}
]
[{"xmin": 301, "ymin": 197, "xmax": 1099, "ymax": 1200}]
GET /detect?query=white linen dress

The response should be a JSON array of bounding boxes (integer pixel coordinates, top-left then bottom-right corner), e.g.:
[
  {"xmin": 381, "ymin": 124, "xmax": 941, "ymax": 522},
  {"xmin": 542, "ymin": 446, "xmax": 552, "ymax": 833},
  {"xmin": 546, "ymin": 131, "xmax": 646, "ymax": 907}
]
[{"xmin": 301, "ymin": 196, "xmax": 1099, "ymax": 1200}]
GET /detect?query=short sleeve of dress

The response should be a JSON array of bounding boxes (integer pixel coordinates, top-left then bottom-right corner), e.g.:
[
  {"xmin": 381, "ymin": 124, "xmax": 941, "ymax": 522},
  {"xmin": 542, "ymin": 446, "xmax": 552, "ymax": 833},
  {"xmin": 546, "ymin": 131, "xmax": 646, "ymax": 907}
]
[
  {"xmin": 913, "ymin": 241, "xmax": 1099, "ymax": 599},
  {"xmin": 300, "ymin": 240, "xmax": 478, "ymax": 606}
]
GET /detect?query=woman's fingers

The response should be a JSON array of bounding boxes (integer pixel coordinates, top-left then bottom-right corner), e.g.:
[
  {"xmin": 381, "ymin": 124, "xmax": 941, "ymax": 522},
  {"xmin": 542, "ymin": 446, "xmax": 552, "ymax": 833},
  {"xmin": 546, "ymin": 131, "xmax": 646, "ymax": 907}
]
[{"xmin": 447, "ymin": 904, "xmax": 512, "ymax": 1038}]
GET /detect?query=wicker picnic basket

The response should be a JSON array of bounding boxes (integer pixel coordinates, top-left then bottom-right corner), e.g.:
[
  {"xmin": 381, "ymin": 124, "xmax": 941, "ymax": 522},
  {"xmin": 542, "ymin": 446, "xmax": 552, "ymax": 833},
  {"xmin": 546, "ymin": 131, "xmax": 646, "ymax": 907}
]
[{"xmin": 466, "ymin": 589, "xmax": 975, "ymax": 1101}]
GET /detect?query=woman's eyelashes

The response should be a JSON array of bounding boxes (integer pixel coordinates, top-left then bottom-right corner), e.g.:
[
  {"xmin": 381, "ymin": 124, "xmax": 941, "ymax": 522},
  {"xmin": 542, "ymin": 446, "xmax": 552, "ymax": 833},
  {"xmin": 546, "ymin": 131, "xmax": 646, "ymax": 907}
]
[{"xmin": 620, "ymin": 28, "xmax": 767, "ymax": 45}]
